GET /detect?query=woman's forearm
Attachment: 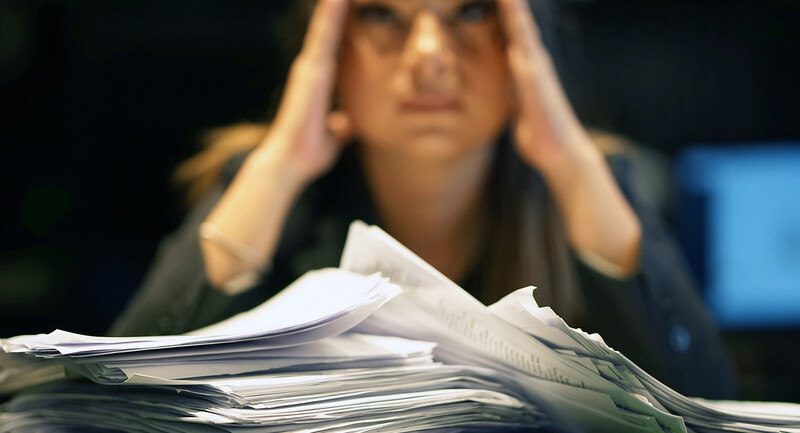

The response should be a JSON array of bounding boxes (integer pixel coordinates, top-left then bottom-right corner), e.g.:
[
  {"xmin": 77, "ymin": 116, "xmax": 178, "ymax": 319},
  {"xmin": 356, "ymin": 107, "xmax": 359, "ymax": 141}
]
[
  {"xmin": 200, "ymin": 136, "xmax": 308, "ymax": 291},
  {"xmin": 539, "ymin": 138, "xmax": 642, "ymax": 278}
]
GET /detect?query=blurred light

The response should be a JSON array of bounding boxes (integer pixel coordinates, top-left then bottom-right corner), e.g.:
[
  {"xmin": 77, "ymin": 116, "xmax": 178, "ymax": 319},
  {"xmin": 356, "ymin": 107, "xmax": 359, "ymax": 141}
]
[{"xmin": 675, "ymin": 144, "xmax": 800, "ymax": 329}]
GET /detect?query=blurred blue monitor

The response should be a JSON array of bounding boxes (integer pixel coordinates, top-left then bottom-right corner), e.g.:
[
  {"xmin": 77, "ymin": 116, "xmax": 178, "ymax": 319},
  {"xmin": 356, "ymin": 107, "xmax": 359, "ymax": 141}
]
[{"xmin": 674, "ymin": 144, "xmax": 800, "ymax": 330}]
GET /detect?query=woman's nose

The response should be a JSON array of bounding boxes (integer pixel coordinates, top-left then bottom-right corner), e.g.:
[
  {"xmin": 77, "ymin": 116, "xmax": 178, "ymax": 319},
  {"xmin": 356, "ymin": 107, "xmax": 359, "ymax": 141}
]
[{"xmin": 401, "ymin": 12, "xmax": 456, "ymax": 91}]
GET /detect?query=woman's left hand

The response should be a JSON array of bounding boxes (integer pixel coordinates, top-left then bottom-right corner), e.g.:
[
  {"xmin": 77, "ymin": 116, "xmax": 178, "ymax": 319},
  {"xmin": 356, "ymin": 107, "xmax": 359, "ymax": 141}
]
[
  {"xmin": 497, "ymin": 0, "xmax": 643, "ymax": 277},
  {"xmin": 497, "ymin": 0, "xmax": 594, "ymax": 179}
]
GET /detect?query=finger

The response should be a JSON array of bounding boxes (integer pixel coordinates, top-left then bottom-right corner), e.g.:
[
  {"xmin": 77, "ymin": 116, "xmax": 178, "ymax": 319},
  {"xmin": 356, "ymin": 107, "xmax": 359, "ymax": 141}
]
[
  {"xmin": 276, "ymin": 0, "xmax": 350, "ymax": 133},
  {"xmin": 300, "ymin": 0, "xmax": 350, "ymax": 65},
  {"xmin": 496, "ymin": 0, "xmax": 543, "ymax": 117},
  {"xmin": 497, "ymin": 0, "xmax": 579, "ymax": 130},
  {"xmin": 496, "ymin": 0, "xmax": 541, "ymax": 60},
  {"xmin": 326, "ymin": 110, "xmax": 354, "ymax": 145}
]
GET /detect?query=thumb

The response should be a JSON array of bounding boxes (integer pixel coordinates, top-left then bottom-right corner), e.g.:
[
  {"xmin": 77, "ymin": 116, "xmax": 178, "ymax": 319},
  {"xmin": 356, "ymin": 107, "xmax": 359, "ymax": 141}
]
[{"xmin": 327, "ymin": 110, "xmax": 355, "ymax": 146}]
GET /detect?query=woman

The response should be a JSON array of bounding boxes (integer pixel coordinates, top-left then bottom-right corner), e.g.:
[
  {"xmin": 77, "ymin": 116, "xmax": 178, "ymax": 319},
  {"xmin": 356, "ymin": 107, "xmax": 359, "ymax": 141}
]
[{"xmin": 111, "ymin": 0, "xmax": 736, "ymax": 399}]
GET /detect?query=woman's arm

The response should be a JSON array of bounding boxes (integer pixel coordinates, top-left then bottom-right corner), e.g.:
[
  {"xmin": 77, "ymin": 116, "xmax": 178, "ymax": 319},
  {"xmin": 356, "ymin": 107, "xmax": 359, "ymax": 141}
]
[
  {"xmin": 497, "ymin": 0, "xmax": 641, "ymax": 277},
  {"xmin": 536, "ymin": 141, "xmax": 642, "ymax": 278},
  {"xmin": 199, "ymin": 0, "xmax": 353, "ymax": 289},
  {"xmin": 111, "ymin": 0, "xmax": 354, "ymax": 335},
  {"xmin": 577, "ymin": 154, "xmax": 737, "ymax": 399}
]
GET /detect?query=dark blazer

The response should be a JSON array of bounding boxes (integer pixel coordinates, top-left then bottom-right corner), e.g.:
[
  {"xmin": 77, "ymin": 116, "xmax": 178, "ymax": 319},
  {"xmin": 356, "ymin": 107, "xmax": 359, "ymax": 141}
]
[{"xmin": 109, "ymin": 147, "xmax": 737, "ymax": 400}]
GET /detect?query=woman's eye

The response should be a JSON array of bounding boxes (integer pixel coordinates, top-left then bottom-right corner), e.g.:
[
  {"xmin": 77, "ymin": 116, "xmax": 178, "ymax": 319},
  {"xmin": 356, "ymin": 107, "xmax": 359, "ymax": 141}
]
[
  {"xmin": 457, "ymin": 0, "xmax": 497, "ymax": 23},
  {"xmin": 356, "ymin": 4, "xmax": 399, "ymax": 25}
]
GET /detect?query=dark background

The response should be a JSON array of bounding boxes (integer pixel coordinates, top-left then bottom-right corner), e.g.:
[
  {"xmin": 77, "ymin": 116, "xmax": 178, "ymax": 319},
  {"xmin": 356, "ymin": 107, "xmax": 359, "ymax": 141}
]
[{"xmin": 1, "ymin": 0, "xmax": 799, "ymax": 402}]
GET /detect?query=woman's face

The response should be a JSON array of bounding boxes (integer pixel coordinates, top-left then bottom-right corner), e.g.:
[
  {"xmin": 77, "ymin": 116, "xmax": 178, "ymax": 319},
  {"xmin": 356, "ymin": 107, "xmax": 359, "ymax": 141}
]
[{"xmin": 338, "ymin": 0, "xmax": 511, "ymax": 162}]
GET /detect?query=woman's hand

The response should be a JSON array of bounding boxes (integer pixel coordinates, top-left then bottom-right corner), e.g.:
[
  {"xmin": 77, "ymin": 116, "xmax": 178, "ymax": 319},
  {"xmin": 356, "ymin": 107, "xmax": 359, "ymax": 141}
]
[
  {"xmin": 260, "ymin": 0, "xmax": 353, "ymax": 187},
  {"xmin": 497, "ymin": 0, "xmax": 591, "ymax": 177},
  {"xmin": 200, "ymin": 0, "xmax": 352, "ymax": 290},
  {"xmin": 497, "ymin": 0, "xmax": 642, "ymax": 277}
]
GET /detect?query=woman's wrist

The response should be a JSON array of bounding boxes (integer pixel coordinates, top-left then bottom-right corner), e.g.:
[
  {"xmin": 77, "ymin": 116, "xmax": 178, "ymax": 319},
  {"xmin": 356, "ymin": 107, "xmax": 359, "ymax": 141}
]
[
  {"xmin": 247, "ymin": 135, "xmax": 315, "ymax": 194},
  {"xmin": 535, "ymin": 132, "xmax": 604, "ymax": 199},
  {"xmin": 201, "ymin": 135, "xmax": 311, "ymax": 289},
  {"xmin": 537, "ymin": 135, "xmax": 642, "ymax": 277}
]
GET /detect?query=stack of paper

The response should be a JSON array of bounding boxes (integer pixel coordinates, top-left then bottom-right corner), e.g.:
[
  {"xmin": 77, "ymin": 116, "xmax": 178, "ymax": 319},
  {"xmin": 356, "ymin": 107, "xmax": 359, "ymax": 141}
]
[
  {"xmin": 495, "ymin": 286, "xmax": 800, "ymax": 433},
  {"xmin": 4, "ymin": 271, "xmax": 421, "ymax": 384},
  {"xmin": 2, "ymin": 221, "xmax": 800, "ymax": 432},
  {"xmin": 1, "ymin": 266, "xmax": 548, "ymax": 432},
  {"xmin": 1, "ymin": 372, "xmax": 542, "ymax": 432},
  {"xmin": 341, "ymin": 222, "xmax": 800, "ymax": 433}
]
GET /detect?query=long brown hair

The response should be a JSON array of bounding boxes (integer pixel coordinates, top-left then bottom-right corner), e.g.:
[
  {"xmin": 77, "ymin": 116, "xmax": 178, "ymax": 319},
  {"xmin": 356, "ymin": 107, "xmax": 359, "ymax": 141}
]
[{"xmin": 173, "ymin": 122, "xmax": 269, "ymax": 205}]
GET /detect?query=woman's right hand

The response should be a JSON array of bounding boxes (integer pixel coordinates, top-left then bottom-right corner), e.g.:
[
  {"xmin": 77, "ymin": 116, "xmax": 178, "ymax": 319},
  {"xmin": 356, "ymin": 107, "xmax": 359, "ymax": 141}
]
[
  {"xmin": 200, "ymin": 0, "xmax": 352, "ymax": 291},
  {"xmin": 262, "ymin": 0, "xmax": 353, "ymax": 187}
]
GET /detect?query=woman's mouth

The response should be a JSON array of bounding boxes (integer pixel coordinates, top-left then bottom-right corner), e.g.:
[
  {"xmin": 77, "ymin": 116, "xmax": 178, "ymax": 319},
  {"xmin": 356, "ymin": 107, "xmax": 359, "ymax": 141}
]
[{"xmin": 400, "ymin": 95, "xmax": 462, "ymax": 111}]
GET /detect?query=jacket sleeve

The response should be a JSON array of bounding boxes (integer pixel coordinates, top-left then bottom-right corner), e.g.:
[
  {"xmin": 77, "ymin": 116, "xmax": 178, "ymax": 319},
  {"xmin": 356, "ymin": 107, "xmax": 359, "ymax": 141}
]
[
  {"xmin": 107, "ymin": 158, "xmax": 273, "ymax": 337},
  {"xmin": 575, "ymin": 154, "xmax": 737, "ymax": 399}
]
